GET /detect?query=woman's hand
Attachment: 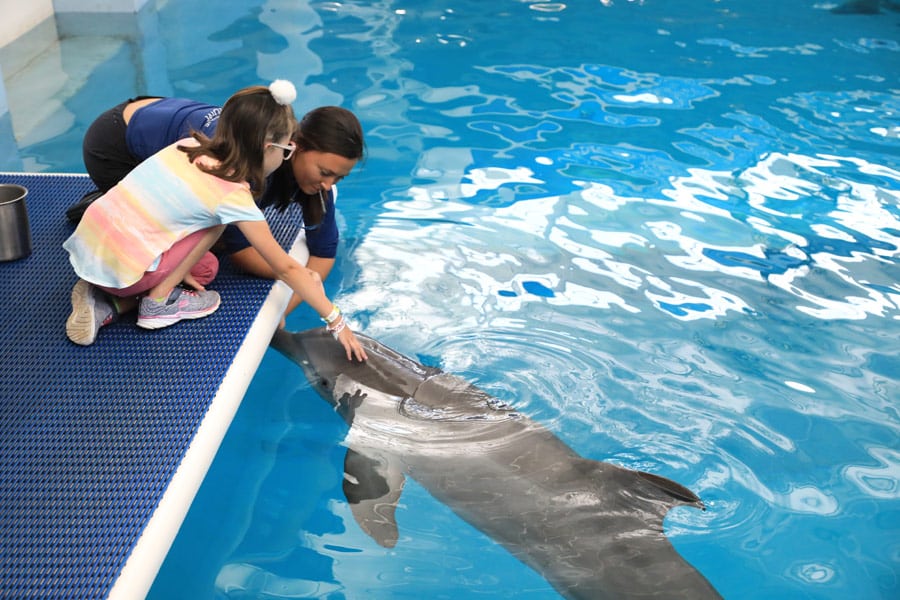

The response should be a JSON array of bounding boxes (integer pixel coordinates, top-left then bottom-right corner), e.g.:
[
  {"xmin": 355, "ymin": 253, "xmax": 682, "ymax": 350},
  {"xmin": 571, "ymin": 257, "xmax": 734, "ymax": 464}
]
[{"xmin": 336, "ymin": 325, "xmax": 368, "ymax": 362}]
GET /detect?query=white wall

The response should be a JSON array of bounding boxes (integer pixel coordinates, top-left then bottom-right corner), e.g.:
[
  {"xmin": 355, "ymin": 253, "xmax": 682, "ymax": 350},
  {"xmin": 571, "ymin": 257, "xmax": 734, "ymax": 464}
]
[
  {"xmin": 0, "ymin": 0, "xmax": 153, "ymax": 49},
  {"xmin": 53, "ymin": 0, "xmax": 152, "ymax": 13},
  {"xmin": 0, "ymin": 0, "xmax": 54, "ymax": 49},
  {"xmin": 0, "ymin": 0, "xmax": 154, "ymax": 168}
]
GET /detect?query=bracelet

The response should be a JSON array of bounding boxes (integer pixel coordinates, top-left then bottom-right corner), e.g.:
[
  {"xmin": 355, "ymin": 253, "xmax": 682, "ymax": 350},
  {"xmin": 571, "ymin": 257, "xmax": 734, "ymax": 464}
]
[
  {"xmin": 327, "ymin": 317, "xmax": 346, "ymax": 340},
  {"xmin": 325, "ymin": 313, "xmax": 343, "ymax": 330},
  {"xmin": 322, "ymin": 304, "xmax": 341, "ymax": 324}
]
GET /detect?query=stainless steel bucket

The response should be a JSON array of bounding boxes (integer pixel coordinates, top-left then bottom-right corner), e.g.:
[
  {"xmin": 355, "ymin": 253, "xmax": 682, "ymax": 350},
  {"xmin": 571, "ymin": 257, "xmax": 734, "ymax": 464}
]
[{"xmin": 0, "ymin": 184, "xmax": 32, "ymax": 262}]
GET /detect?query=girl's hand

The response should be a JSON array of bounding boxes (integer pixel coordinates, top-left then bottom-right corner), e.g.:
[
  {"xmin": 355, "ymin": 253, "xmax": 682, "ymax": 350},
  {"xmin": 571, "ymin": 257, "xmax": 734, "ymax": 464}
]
[
  {"xmin": 337, "ymin": 326, "xmax": 368, "ymax": 362},
  {"xmin": 182, "ymin": 273, "xmax": 206, "ymax": 291},
  {"xmin": 324, "ymin": 311, "xmax": 367, "ymax": 362}
]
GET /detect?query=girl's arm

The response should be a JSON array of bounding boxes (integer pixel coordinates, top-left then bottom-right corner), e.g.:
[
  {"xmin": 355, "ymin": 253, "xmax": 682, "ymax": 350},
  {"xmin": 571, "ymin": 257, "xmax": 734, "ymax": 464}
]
[{"xmin": 236, "ymin": 219, "xmax": 367, "ymax": 362}]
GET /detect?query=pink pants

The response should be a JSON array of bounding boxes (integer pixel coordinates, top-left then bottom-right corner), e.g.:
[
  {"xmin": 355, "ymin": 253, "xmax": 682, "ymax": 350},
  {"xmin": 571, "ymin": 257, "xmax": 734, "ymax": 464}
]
[{"xmin": 100, "ymin": 229, "xmax": 219, "ymax": 298}]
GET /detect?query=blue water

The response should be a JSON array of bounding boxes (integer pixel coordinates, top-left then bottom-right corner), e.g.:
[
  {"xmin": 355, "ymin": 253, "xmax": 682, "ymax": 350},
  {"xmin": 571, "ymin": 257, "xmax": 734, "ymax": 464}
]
[{"xmin": 3, "ymin": 0, "xmax": 898, "ymax": 598}]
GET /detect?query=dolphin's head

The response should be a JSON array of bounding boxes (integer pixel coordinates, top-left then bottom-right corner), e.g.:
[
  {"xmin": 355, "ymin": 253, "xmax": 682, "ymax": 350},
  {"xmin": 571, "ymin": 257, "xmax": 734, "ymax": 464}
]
[
  {"xmin": 271, "ymin": 328, "xmax": 356, "ymax": 405},
  {"xmin": 271, "ymin": 328, "xmax": 436, "ymax": 409}
]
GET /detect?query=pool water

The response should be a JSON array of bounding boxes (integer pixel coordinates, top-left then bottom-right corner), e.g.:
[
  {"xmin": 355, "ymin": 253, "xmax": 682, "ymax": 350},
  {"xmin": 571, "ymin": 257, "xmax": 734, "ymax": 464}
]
[{"xmin": 3, "ymin": 0, "xmax": 899, "ymax": 598}]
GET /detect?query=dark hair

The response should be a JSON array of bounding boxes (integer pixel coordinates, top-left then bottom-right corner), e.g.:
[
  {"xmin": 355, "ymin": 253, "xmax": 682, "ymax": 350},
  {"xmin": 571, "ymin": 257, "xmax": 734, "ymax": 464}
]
[
  {"xmin": 267, "ymin": 106, "xmax": 365, "ymax": 224},
  {"xmin": 295, "ymin": 106, "xmax": 365, "ymax": 159},
  {"xmin": 179, "ymin": 85, "xmax": 295, "ymax": 196}
]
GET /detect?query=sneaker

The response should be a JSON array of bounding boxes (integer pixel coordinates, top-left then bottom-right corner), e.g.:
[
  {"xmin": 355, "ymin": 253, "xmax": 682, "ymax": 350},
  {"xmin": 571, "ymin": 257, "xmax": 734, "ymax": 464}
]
[
  {"xmin": 137, "ymin": 287, "xmax": 221, "ymax": 330},
  {"xmin": 65, "ymin": 189, "xmax": 104, "ymax": 224},
  {"xmin": 66, "ymin": 279, "xmax": 117, "ymax": 345}
]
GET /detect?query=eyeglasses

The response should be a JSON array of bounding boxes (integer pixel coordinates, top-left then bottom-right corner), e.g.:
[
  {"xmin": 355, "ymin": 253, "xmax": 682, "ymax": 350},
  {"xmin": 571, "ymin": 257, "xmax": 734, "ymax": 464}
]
[{"xmin": 267, "ymin": 141, "xmax": 296, "ymax": 161}]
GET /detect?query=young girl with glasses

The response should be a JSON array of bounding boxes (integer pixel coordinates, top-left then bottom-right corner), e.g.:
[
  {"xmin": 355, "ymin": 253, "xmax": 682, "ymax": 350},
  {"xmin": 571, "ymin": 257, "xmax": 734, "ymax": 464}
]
[
  {"xmin": 63, "ymin": 81, "xmax": 367, "ymax": 362},
  {"xmin": 71, "ymin": 94, "xmax": 365, "ymax": 321}
]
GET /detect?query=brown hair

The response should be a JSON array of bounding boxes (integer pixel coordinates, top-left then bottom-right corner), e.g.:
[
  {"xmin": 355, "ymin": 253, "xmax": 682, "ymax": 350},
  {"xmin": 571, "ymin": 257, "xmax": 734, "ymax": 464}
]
[
  {"xmin": 179, "ymin": 85, "xmax": 295, "ymax": 196},
  {"xmin": 294, "ymin": 106, "xmax": 364, "ymax": 160},
  {"xmin": 266, "ymin": 106, "xmax": 365, "ymax": 223}
]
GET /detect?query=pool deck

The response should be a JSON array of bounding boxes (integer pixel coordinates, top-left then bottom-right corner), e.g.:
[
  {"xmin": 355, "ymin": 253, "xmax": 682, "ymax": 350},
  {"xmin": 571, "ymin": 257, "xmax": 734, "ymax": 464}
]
[{"xmin": 0, "ymin": 173, "xmax": 302, "ymax": 599}]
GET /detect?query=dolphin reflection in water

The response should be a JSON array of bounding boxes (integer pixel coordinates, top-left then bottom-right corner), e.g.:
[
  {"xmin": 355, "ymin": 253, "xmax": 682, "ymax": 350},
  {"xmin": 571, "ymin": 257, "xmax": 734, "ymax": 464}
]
[{"xmin": 271, "ymin": 328, "xmax": 722, "ymax": 600}]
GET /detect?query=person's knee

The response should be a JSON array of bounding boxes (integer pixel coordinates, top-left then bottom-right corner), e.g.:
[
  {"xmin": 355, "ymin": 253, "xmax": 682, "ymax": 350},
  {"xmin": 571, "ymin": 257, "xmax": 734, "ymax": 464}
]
[{"xmin": 191, "ymin": 252, "xmax": 220, "ymax": 286}]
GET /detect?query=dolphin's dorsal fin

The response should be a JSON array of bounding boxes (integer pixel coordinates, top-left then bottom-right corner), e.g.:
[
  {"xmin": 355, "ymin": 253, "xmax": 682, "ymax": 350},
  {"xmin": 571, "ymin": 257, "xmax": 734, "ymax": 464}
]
[
  {"xmin": 636, "ymin": 470, "xmax": 705, "ymax": 509},
  {"xmin": 343, "ymin": 448, "xmax": 407, "ymax": 548},
  {"xmin": 414, "ymin": 373, "xmax": 519, "ymax": 418}
]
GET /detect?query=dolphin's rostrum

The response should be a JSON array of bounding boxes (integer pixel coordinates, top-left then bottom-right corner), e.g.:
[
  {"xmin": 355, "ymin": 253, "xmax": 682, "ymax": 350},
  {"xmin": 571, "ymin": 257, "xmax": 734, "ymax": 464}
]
[{"xmin": 271, "ymin": 328, "xmax": 722, "ymax": 600}]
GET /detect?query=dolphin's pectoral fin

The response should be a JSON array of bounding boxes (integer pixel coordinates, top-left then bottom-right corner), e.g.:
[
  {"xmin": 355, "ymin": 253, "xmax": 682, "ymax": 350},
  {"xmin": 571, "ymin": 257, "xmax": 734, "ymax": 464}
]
[
  {"xmin": 636, "ymin": 470, "xmax": 705, "ymax": 510},
  {"xmin": 342, "ymin": 448, "xmax": 407, "ymax": 549},
  {"xmin": 343, "ymin": 449, "xmax": 390, "ymax": 501}
]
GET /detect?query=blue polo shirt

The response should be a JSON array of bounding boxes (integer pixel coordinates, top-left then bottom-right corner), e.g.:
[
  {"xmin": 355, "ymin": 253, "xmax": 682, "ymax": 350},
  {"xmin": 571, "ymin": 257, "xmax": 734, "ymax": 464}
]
[
  {"xmin": 219, "ymin": 184, "xmax": 340, "ymax": 259},
  {"xmin": 126, "ymin": 98, "xmax": 221, "ymax": 161}
]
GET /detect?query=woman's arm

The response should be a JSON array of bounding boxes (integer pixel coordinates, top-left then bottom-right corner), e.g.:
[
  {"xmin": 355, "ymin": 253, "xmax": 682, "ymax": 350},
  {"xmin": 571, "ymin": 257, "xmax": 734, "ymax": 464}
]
[
  {"xmin": 305, "ymin": 255, "xmax": 335, "ymax": 282},
  {"xmin": 229, "ymin": 244, "xmax": 335, "ymax": 316},
  {"xmin": 229, "ymin": 246, "xmax": 276, "ymax": 278},
  {"xmin": 230, "ymin": 246, "xmax": 334, "ymax": 283}
]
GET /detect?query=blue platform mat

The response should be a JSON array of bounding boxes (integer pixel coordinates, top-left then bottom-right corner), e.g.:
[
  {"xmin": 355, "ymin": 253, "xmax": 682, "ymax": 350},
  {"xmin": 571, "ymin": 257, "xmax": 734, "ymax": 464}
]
[{"xmin": 0, "ymin": 173, "xmax": 299, "ymax": 598}]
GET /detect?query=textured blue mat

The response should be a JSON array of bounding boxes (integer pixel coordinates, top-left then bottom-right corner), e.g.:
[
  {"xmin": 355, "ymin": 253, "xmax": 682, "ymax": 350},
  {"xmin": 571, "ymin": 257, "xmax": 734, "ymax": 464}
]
[{"xmin": 0, "ymin": 173, "xmax": 297, "ymax": 598}]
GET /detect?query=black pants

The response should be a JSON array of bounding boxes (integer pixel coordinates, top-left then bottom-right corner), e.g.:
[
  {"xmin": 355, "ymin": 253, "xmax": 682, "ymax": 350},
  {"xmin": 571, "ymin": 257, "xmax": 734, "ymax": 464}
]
[{"xmin": 81, "ymin": 97, "xmax": 159, "ymax": 192}]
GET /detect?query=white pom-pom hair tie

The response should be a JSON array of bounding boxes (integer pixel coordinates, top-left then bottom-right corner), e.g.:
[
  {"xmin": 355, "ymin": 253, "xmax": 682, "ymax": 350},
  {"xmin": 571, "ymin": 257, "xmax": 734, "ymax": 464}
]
[{"xmin": 269, "ymin": 79, "xmax": 297, "ymax": 106}]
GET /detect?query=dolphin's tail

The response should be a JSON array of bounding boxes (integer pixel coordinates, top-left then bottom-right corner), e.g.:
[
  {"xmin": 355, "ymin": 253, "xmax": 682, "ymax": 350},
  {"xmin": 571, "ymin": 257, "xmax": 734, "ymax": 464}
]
[{"xmin": 538, "ymin": 460, "xmax": 721, "ymax": 599}]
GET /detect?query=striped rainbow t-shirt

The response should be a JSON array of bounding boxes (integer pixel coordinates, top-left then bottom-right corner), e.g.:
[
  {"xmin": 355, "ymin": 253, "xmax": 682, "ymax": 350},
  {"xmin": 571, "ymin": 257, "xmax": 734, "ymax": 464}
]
[{"xmin": 64, "ymin": 139, "xmax": 265, "ymax": 289}]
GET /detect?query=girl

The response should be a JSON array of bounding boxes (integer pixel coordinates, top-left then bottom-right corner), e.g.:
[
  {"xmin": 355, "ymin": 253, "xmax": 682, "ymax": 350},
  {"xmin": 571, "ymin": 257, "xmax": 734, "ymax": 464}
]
[
  {"xmin": 63, "ymin": 80, "xmax": 367, "ymax": 362},
  {"xmin": 69, "ymin": 96, "xmax": 365, "ymax": 319}
]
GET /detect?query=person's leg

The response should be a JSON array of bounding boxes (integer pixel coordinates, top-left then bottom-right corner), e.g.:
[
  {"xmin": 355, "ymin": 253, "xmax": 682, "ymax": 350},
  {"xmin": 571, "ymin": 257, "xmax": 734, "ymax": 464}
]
[
  {"xmin": 68, "ymin": 100, "xmax": 140, "ymax": 223},
  {"xmin": 81, "ymin": 100, "xmax": 136, "ymax": 192},
  {"xmin": 188, "ymin": 252, "xmax": 219, "ymax": 288},
  {"xmin": 97, "ymin": 251, "xmax": 213, "ymax": 320},
  {"xmin": 65, "ymin": 279, "xmax": 118, "ymax": 346},
  {"xmin": 70, "ymin": 227, "xmax": 225, "ymax": 342},
  {"xmin": 145, "ymin": 226, "xmax": 224, "ymax": 300},
  {"xmin": 136, "ymin": 226, "xmax": 225, "ymax": 330}
]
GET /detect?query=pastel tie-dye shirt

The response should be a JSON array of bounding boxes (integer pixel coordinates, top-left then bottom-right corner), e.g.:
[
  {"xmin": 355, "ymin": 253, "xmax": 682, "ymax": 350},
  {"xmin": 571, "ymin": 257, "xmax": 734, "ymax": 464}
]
[{"xmin": 64, "ymin": 139, "xmax": 265, "ymax": 289}]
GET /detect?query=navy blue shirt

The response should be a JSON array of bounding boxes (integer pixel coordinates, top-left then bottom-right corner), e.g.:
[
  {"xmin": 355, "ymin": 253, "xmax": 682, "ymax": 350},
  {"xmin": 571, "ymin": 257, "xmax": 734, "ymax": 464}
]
[
  {"xmin": 219, "ymin": 183, "xmax": 339, "ymax": 259},
  {"xmin": 126, "ymin": 98, "xmax": 220, "ymax": 161}
]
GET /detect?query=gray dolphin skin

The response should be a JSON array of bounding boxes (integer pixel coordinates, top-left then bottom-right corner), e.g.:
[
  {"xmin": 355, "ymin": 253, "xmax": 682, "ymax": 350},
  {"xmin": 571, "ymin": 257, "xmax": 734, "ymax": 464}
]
[{"xmin": 271, "ymin": 328, "xmax": 722, "ymax": 600}]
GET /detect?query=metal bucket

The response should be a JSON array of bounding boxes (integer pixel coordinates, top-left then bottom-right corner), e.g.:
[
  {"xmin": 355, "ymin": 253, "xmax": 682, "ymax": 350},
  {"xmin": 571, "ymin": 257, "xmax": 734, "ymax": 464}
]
[{"xmin": 0, "ymin": 184, "xmax": 32, "ymax": 262}]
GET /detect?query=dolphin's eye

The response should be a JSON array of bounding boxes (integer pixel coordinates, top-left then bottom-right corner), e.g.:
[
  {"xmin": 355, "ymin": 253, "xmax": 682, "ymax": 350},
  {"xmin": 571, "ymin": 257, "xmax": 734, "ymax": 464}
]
[{"xmin": 320, "ymin": 378, "xmax": 329, "ymax": 388}]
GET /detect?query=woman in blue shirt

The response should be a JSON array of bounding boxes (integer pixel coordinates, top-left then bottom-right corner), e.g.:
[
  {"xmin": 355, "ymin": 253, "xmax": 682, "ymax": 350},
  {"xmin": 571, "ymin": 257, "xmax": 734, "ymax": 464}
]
[{"xmin": 70, "ymin": 97, "xmax": 364, "ymax": 316}]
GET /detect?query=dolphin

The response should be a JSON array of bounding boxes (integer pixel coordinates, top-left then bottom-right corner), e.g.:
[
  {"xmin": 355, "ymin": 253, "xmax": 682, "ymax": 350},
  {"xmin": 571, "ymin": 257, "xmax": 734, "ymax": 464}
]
[{"xmin": 271, "ymin": 328, "xmax": 722, "ymax": 600}]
